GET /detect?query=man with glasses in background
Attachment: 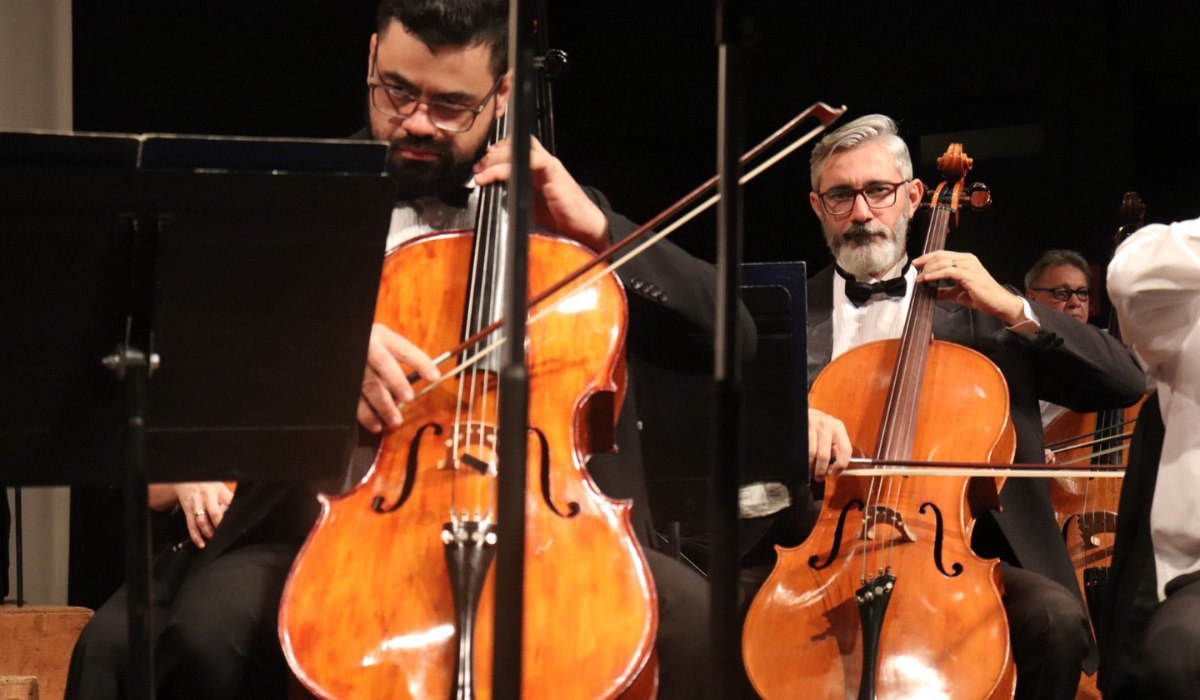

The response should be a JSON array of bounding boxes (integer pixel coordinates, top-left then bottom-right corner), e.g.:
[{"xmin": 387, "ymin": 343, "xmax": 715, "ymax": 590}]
[
  {"xmin": 1026, "ymin": 250, "xmax": 1092, "ymax": 324},
  {"xmin": 792, "ymin": 114, "xmax": 1145, "ymax": 700},
  {"xmin": 1024, "ymin": 250, "xmax": 1103, "ymax": 435}
]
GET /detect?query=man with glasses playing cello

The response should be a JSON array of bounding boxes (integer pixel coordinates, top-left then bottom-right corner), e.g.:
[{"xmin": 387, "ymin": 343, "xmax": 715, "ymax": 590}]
[{"xmin": 783, "ymin": 114, "xmax": 1146, "ymax": 700}]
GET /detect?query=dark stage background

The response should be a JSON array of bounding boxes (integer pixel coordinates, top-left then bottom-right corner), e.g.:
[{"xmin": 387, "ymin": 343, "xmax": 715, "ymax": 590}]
[{"xmin": 67, "ymin": 0, "xmax": 1200, "ymax": 606}]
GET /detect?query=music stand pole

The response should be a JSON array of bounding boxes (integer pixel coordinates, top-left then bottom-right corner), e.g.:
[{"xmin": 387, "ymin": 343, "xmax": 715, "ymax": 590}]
[
  {"xmin": 712, "ymin": 1, "xmax": 749, "ymax": 698},
  {"xmin": 494, "ymin": 0, "xmax": 535, "ymax": 697},
  {"xmin": 106, "ymin": 215, "xmax": 161, "ymax": 700}
]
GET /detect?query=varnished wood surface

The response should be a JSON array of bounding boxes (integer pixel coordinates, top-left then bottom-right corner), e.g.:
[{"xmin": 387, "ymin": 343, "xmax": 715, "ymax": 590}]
[
  {"xmin": 744, "ymin": 340, "xmax": 1015, "ymax": 700},
  {"xmin": 0, "ymin": 605, "xmax": 93, "ymax": 700},
  {"xmin": 279, "ymin": 233, "xmax": 657, "ymax": 700}
]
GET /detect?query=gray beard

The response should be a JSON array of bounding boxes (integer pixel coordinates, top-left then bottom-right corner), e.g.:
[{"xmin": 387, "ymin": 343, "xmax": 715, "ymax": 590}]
[{"xmin": 827, "ymin": 210, "xmax": 910, "ymax": 279}]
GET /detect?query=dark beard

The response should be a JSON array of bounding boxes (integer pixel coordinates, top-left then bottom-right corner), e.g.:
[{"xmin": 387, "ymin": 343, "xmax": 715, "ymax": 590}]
[{"xmin": 386, "ymin": 132, "xmax": 490, "ymax": 201}]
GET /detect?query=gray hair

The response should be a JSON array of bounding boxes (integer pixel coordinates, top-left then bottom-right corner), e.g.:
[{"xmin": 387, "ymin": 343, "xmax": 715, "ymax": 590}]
[
  {"xmin": 809, "ymin": 114, "xmax": 913, "ymax": 191},
  {"xmin": 1024, "ymin": 249, "xmax": 1090, "ymax": 291}
]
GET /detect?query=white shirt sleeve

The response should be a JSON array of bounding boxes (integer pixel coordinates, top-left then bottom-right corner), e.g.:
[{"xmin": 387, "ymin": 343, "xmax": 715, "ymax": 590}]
[{"xmin": 1107, "ymin": 219, "xmax": 1200, "ymax": 376}]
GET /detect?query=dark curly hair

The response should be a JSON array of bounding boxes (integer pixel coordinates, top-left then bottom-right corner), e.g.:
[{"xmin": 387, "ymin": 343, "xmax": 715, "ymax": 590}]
[{"xmin": 376, "ymin": 0, "xmax": 508, "ymax": 78}]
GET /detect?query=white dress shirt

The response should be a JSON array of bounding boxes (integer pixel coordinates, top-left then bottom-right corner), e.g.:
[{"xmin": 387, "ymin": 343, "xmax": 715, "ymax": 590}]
[
  {"xmin": 830, "ymin": 257, "xmax": 1040, "ymax": 359},
  {"xmin": 385, "ymin": 188, "xmax": 477, "ymax": 253},
  {"xmin": 831, "ymin": 258, "xmax": 917, "ymax": 359},
  {"xmin": 1108, "ymin": 217, "xmax": 1200, "ymax": 601}
]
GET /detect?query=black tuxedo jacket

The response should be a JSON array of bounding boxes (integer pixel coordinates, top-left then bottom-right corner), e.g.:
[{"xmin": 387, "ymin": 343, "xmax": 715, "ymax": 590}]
[
  {"xmin": 1096, "ymin": 393, "xmax": 1163, "ymax": 698},
  {"xmin": 805, "ymin": 264, "xmax": 1145, "ymax": 596},
  {"xmin": 197, "ymin": 187, "xmax": 754, "ymax": 563}
]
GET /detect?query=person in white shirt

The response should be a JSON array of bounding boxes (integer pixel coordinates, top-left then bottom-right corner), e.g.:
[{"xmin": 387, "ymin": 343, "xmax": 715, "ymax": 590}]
[
  {"xmin": 1107, "ymin": 216, "xmax": 1200, "ymax": 699},
  {"xmin": 796, "ymin": 114, "xmax": 1145, "ymax": 700}
]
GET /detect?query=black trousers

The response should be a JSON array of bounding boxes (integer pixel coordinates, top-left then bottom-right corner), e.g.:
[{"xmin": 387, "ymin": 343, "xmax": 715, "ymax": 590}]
[
  {"xmin": 1128, "ymin": 574, "xmax": 1200, "ymax": 699},
  {"xmin": 64, "ymin": 542, "xmax": 297, "ymax": 700},
  {"xmin": 64, "ymin": 543, "xmax": 708, "ymax": 700},
  {"xmin": 1001, "ymin": 563, "xmax": 1092, "ymax": 700}
]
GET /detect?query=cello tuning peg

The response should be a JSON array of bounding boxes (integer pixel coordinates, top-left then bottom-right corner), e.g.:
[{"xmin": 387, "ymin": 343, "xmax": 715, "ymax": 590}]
[
  {"xmin": 534, "ymin": 48, "xmax": 570, "ymax": 81},
  {"xmin": 966, "ymin": 182, "xmax": 992, "ymax": 210}
]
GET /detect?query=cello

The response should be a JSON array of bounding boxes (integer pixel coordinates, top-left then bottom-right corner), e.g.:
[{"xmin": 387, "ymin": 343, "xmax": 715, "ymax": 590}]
[
  {"xmin": 1043, "ymin": 191, "xmax": 1149, "ymax": 700},
  {"xmin": 277, "ymin": 111, "xmax": 658, "ymax": 700},
  {"xmin": 743, "ymin": 144, "xmax": 1016, "ymax": 700}
]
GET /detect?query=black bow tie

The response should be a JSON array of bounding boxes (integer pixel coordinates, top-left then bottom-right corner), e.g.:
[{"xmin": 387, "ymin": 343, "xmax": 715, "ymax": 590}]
[{"xmin": 836, "ymin": 262, "xmax": 910, "ymax": 307}]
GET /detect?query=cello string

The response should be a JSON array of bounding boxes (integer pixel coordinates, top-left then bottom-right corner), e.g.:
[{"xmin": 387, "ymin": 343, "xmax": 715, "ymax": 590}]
[
  {"xmin": 884, "ymin": 202, "xmax": 950, "ymax": 577},
  {"xmin": 1049, "ymin": 431, "xmax": 1132, "ymax": 454},
  {"xmin": 455, "ymin": 165, "xmax": 489, "ymax": 525},
  {"xmin": 1061, "ymin": 444, "xmax": 1130, "ymax": 465},
  {"xmin": 1045, "ymin": 420, "xmax": 1136, "ymax": 449},
  {"xmin": 457, "ymin": 115, "xmax": 505, "ymax": 524},
  {"xmin": 473, "ymin": 166, "xmax": 500, "ymax": 522}
]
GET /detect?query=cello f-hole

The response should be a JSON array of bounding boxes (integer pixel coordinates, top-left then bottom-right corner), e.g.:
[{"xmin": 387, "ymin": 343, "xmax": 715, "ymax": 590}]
[
  {"xmin": 372, "ymin": 422, "xmax": 443, "ymax": 514},
  {"xmin": 532, "ymin": 427, "xmax": 580, "ymax": 518},
  {"xmin": 808, "ymin": 499, "xmax": 864, "ymax": 571},
  {"xmin": 917, "ymin": 502, "xmax": 964, "ymax": 578}
]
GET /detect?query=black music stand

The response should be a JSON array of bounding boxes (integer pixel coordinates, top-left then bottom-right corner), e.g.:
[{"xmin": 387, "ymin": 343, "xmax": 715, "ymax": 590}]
[
  {"xmin": 640, "ymin": 261, "xmax": 809, "ymax": 555},
  {"xmin": 0, "ymin": 130, "xmax": 395, "ymax": 700}
]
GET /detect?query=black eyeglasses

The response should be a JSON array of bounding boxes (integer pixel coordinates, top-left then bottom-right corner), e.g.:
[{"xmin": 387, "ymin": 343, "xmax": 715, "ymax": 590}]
[
  {"xmin": 1030, "ymin": 287, "xmax": 1091, "ymax": 302},
  {"xmin": 368, "ymin": 49, "xmax": 503, "ymax": 133},
  {"xmin": 816, "ymin": 181, "xmax": 909, "ymax": 215}
]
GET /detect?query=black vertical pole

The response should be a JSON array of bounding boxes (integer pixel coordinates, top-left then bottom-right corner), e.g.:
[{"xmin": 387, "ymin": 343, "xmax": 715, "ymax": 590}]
[
  {"xmin": 123, "ymin": 361, "xmax": 154, "ymax": 700},
  {"xmin": 493, "ymin": 0, "xmax": 534, "ymax": 697},
  {"xmin": 711, "ymin": 2, "xmax": 747, "ymax": 699},
  {"xmin": 119, "ymin": 215, "xmax": 157, "ymax": 700}
]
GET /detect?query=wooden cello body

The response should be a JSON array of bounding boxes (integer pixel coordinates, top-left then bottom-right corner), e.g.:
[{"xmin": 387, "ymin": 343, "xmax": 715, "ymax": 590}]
[
  {"xmin": 743, "ymin": 145, "xmax": 1016, "ymax": 700},
  {"xmin": 277, "ymin": 121, "xmax": 657, "ymax": 698}
]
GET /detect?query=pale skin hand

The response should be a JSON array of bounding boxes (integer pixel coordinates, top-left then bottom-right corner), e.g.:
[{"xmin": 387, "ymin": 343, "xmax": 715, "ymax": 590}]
[
  {"xmin": 913, "ymin": 251, "xmax": 1028, "ymax": 327},
  {"xmin": 358, "ymin": 323, "xmax": 442, "ymax": 433},
  {"xmin": 147, "ymin": 482, "xmax": 235, "ymax": 548},
  {"xmin": 809, "ymin": 408, "xmax": 852, "ymax": 483},
  {"xmin": 472, "ymin": 135, "xmax": 610, "ymax": 253}
]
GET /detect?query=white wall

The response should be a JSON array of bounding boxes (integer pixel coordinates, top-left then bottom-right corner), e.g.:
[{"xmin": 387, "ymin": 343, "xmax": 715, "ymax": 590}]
[{"xmin": 2, "ymin": 0, "xmax": 75, "ymax": 605}]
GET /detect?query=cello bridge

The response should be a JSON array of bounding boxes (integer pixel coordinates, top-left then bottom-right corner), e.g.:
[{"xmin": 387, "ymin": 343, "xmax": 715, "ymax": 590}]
[
  {"xmin": 859, "ymin": 506, "xmax": 918, "ymax": 544},
  {"xmin": 436, "ymin": 423, "xmax": 498, "ymax": 474}
]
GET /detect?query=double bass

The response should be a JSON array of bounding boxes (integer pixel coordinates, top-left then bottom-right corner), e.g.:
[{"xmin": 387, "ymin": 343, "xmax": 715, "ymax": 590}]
[
  {"xmin": 277, "ymin": 112, "xmax": 658, "ymax": 700},
  {"xmin": 1044, "ymin": 191, "xmax": 1149, "ymax": 700},
  {"xmin": 743, "ymin": 144, "xmax": 1016, "ymax": 699}
]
